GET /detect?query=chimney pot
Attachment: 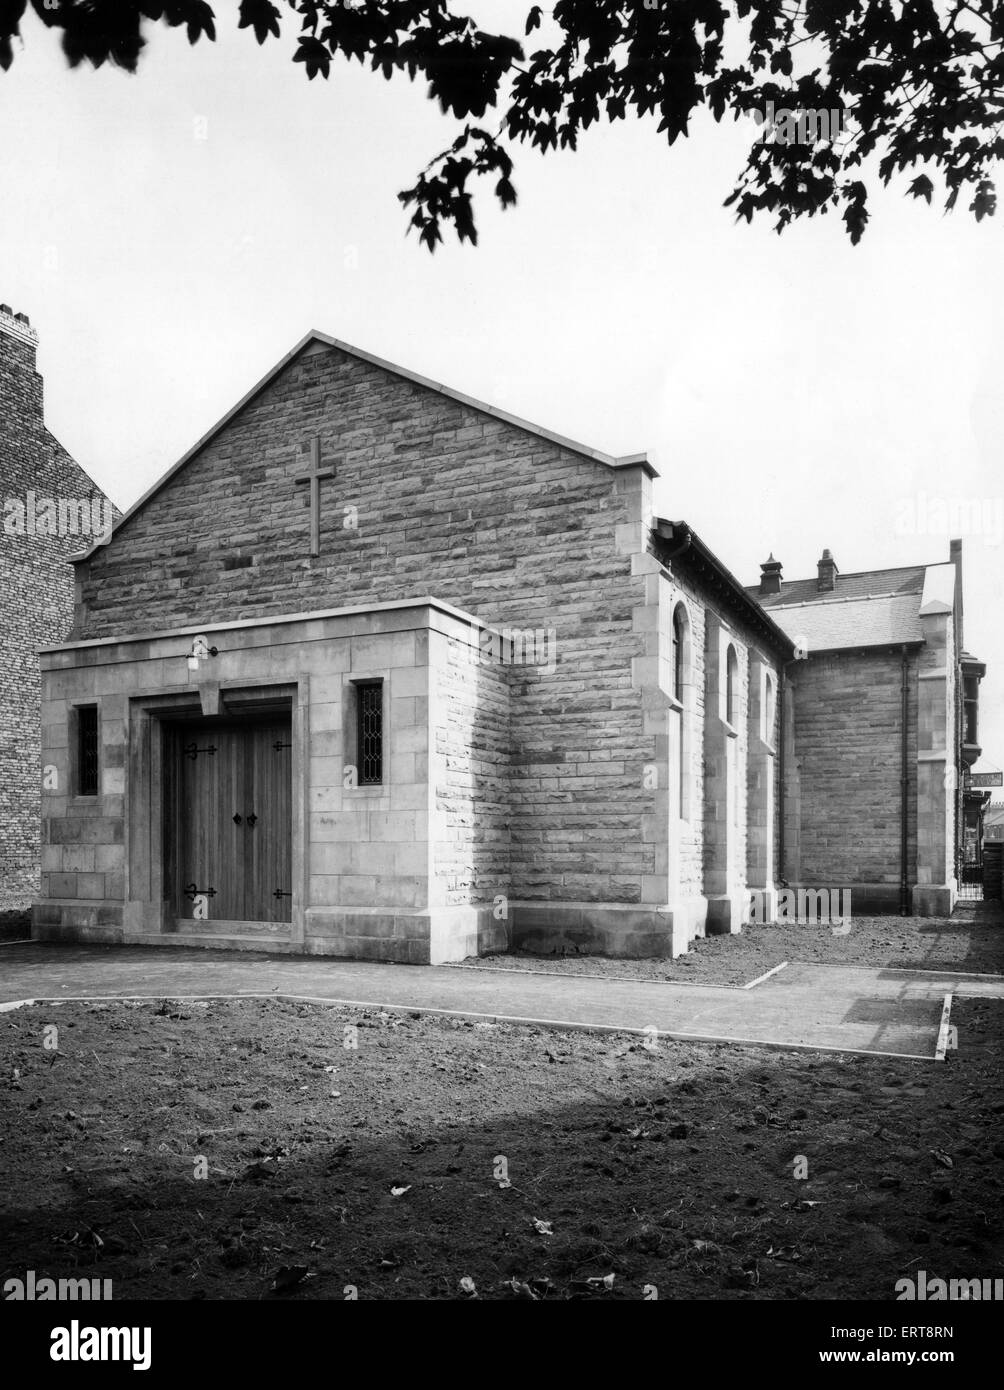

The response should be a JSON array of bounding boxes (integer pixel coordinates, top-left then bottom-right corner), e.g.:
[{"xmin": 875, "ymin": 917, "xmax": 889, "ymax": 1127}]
[
  {"xmin": 817, "ymin": 548, "xmax": 839, "ymax": 592},
  {"xmin": 759, "ymin": 553, "xmax": 783, "ymax": 596}
]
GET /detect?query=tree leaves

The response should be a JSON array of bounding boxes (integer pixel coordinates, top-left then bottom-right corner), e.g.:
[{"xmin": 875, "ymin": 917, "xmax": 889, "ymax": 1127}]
[
  {"xmin": 398, "ymin": 125, "xmax": 516, "ymax": 250},
  {"xmin": 495, "ymin": 175, "xmax": 517, "ymax": 208},
  {"xmin": 0, "ymin": 0, "xmax": 27, "ymax": 72},
  {"xmin": 185, "ymin": 2, "xmax": 215, "ymax": 46},
  {"xmin": 971, "ymin": 179, "xmax": 996, "ymax": 222},
  {"xmin": 293, "ymin": 35, "xmax": 330, "ymax": 81},
  {"xmin": 238, "ymin": 0, "xmax": 281, "ymax": 47},
  {"xmin": 841, "ymin": 179, "xmax": 870, "ymax": 245},
  {"xmin": 1, "ymin": 0, "xmax": 999, "ymax": 246}
]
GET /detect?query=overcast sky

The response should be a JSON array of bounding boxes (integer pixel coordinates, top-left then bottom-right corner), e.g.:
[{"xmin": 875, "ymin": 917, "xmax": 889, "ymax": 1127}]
[{"xmin": 1, "ymin": 4, "xmax": 1001, "ymax": 772}]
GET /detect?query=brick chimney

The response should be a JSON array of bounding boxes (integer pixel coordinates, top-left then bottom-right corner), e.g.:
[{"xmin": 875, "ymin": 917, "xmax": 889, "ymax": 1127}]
[
  {"xmin": 0, "ymin": 302, "xmax": 43, "ymax": 422},
  {"xmin": 950, "ymin": 536, "xmax": 963, "ymax": 649},
  {"xmin": 817, "ymin": 548, "xmax": 838, "ymax": 592},
  {"xmin": 759, "ymin": 553, "xmax": 783, "ymax": 596}
]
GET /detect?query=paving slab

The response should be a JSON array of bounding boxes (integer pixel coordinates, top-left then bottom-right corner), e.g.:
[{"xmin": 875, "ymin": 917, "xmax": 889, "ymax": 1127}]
[{"xmin": 3, "ymin": 943, "xmax": 1002, "ymax": 1057}]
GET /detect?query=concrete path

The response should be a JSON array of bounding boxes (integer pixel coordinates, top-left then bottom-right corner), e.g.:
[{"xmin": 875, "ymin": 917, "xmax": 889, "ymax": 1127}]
[{"xmin": 3, "ymin": 943, "xmax": 1003, "ymax": 1058}]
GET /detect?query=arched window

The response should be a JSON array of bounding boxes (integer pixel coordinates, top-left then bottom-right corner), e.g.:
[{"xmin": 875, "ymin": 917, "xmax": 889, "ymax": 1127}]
[
  {"xmin": 672, "ymin": 604, "xmax": 686, "ymax": 702},
  {"xmin": 669, "ymin": 602, "xmax": 691, "ymax": 819},
  {"xmin": 726, "ymin": 644, "xmax": 739, "ymax": 726}
]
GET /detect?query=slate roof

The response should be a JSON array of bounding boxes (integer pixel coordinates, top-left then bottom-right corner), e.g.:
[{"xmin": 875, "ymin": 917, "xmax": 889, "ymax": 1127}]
[
  {"xmin": 750, "ymin": 564, "xmax": 926, "ymax": 609},
  {"xmin": 765, "ymin": 593, "xmax": 925, "ymax": 652},
  {"xmin": 745, "ymin": 564, "xmax": 930, "ymax": 652}
]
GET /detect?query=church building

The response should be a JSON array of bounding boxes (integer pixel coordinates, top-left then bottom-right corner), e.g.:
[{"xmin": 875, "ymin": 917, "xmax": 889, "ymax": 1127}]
[{"xmin": 29, "ymin": 330, "xmax": 983, "ymax": 960}]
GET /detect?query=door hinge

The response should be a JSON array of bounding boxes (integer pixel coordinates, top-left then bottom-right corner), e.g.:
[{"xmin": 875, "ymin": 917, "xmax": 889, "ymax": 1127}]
[
  {"xmin": 183, "ymin": 743, "xmax": 218, "ymax": 760},
  {"xmin": 183, "ymin": 883, "xmax": 217, "ymax": 900}
]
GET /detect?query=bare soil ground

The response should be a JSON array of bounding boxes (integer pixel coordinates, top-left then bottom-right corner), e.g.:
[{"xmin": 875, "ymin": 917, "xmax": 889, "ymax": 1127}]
[
  {"xmin": 1, "ymin": 991, "xmax": 1002, "ymax": 1301},
  {"xmin": 459, "ymin": 905, "xmax": 1004, "ymax": 986}
]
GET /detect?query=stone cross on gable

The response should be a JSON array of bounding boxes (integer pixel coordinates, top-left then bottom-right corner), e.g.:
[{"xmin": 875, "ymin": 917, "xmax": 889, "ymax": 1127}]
[{"xmin": 295, "ymin": 436, "xmax": 335, "ymax": 557}]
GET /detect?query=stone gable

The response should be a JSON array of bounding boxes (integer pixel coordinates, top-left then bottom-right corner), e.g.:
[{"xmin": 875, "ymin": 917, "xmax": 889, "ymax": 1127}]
[{"xmin": 71, "ymin": 339, "xmax": 663, "ymax": 922}]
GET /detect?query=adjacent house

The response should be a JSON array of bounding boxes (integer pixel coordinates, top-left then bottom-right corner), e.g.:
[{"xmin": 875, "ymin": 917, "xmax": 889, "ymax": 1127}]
[
  {"xmin": 749, "ymin": 544, "xmax": 985, "ymax": 914},
  {"xmin": 1, "ymin": 304, "xmax": 114, "ymax": 912}
]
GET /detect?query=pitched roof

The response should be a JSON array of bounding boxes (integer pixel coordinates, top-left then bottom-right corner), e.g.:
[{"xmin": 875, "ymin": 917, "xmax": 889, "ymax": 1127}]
[
  {"xmin": 70, "ymin": 330, "xmax": 655, "ymax": 562},
  {"xmin": 743, "ymin": 561, "xmax": 948, "ymax": 653},
  {"xmin": 765, "ymin": 593, "xmax": 925, "ymax": 652},
  {"xmin": 749, "ymin": 563, "xmax": 926, "ymax": 610}
]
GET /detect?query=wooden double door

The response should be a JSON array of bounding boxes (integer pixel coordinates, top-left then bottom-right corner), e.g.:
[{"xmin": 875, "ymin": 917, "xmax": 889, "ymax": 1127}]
[{"xmin": 170, "ymin": 717, "xmax": 292, "ymax": 924}]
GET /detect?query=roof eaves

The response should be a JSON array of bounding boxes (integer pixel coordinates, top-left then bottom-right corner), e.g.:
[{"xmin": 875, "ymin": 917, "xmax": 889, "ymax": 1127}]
[
  {"xmin": 797, "ymin": 640, "xmax": 925, "ymax": 657},
  {"xmin": 307, "ymin": 333, "xmax": 657, "ymax": 476},
  {"xmin": 655, "ymin": 519, "xmax": 796, "ymax": 658}
]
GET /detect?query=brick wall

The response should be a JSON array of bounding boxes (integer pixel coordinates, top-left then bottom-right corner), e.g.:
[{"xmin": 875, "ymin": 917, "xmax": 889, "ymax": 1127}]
[{"xmin": 0, "ymin": 309, "xmax": 112, "ymax": 907}]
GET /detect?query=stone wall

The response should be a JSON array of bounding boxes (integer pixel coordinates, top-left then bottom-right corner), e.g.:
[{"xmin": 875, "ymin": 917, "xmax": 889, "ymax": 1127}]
[
  {"xmin": 652, "ymin": 556, "xmax": 784, "ymax": 942},
  {"xmin": 786, "ymin": 648, "xmax": 919, "ymax": 905},
  {"xmin": 432, "ymin": 629, "xmax": 511, "ymax": 920},
  {"xmin": 73, "ymin": 340, "xmax": 654, "ymax": 913},
  {"xmin": 665, "ymin": 567, "xmax": 708, "ymax": 902},
  {"xmin": 34, "ymin": 599, "xmax": 514, "ymax": 963},
  {"xmin": 913, "ymin": 607, "xmax": 956, "ymax": 911}
]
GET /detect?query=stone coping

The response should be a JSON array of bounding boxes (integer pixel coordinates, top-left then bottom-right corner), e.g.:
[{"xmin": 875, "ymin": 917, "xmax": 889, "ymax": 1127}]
[{"xmin": 41, "ymin": 595, "xmax": 505, "ymax": 661}]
